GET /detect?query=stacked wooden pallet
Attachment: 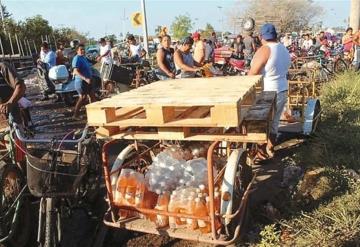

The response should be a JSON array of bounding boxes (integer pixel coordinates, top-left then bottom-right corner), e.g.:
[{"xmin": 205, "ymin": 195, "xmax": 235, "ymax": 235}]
[{"xmin": 86, "ymin": 75, "xmax": 275, "ymax": 143}]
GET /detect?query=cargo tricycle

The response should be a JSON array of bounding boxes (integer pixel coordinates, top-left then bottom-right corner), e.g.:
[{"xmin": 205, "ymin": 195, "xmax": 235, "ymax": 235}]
[{"xmin": 86, "ymin": 75, "xmax": 319, "ymax": 245}]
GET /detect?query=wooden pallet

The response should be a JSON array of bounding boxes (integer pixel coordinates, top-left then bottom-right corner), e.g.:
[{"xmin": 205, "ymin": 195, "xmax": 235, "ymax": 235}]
[{"xmin": 86, "ymin": 75, "xmax": 262, "ymax": 129}]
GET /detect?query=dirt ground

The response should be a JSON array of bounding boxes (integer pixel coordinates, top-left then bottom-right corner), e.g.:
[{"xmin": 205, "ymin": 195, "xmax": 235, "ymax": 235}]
[{"xmin": 22, "ymin": 74, "xmax": 303, "ymax": 247}]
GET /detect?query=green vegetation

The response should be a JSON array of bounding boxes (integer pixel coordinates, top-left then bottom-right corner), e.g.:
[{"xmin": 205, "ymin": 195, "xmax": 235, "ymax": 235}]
[
  {"xmin": 257, "ymin": 71, "xmax": 360, "ymax": 247},
  {"xmin": 170, "ymin": 14, "xmax": 193, "ymax": 40}
]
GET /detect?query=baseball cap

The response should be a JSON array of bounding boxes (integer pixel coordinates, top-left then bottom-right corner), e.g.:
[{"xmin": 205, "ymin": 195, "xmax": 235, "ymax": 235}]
[
  {"xmin": 192, "ymin": 32, "xmax": 200, "ymax": 39},
  {"xmin": 260, "ymin": 23, "xmax": 277, "ymax": 40}
]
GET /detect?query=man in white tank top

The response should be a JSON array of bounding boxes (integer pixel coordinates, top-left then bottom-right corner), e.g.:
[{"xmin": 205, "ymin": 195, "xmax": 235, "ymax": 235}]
[{"xmin": 248, "ymin": 23, "xmax": 291, "ymax": 159}]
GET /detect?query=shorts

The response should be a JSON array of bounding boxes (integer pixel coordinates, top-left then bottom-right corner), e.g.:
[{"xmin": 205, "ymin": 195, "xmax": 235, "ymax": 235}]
[{"xmin": 75, "ymin": 79, "xmax": 93, "ymax": 95}]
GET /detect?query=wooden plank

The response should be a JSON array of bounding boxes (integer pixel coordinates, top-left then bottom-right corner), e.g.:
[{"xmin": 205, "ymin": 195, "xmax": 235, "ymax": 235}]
[
  {"xmin": 97, "ymin": 130, "xmax": 268, "ymax": 143},
  {"xmin": 96, "ymin": 126, "xmax": 121, "ymax": 137},
  {"xmin": 86, "ymin": 107, "xmax": 116, "ymax": 124},
  {"xmin": 144, "ymin": 106, "xmax": 175, "ymax": 124},
  {"xmin": 86, "ymin": 75, "xmax": 262, "ymax": 108},
  {"xmin": 99, "ymin": 117, "xmax": 216, "ymax": 128},
  {"xmin": 210, "ymin": 104, "xmax": 239, "ymax": 126},
  {"xmin": 244, "ymin": 106, "xmax": 273, "ymax": 121},
  {"xmin": 158, "ymin": 127, "xmax": 191, "ymax": 139}
]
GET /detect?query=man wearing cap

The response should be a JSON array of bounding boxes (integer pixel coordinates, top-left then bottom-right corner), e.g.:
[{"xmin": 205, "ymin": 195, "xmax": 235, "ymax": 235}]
[
  {"xmin": 248, "ymin": 23, "xmax": 291, "ymax": 160},
  {"xmin": 192, "ymin": 32, "xmax": 205, "ymax": 65}
]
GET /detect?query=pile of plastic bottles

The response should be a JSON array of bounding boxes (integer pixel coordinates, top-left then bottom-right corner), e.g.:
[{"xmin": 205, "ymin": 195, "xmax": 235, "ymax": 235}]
[
  {"xmin": 113, "ymin": 148, "xmax": 222, "ymax": 231},
  {"xmin": 145, "ymin": 151, "xmax": 212, "ymax": 194}
]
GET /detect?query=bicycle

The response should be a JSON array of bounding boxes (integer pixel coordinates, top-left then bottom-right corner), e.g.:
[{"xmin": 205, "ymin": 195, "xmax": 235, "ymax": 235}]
[
  {"xmin": 13, "ymin": 124, "xmax": 102, "ymax": 247},
  {"xmin": 0, "ymin": 114, "xmax": 31, "ymax": 247}
]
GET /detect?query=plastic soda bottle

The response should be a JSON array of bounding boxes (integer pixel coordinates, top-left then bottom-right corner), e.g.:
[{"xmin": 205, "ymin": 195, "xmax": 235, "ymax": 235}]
[
  {"xmin": 125, "ymin": 170, "xmax": 138, "ymax": 205},
  {"xmin": 194, "ymin": 197, "xmax": 211, "ymax": 233},
  {"xmin": 177, "ymin": 194, "xmax": 187, "ymax": 226},
  {"xmin": 135, "ymin": 173, "xmax": 146, "ymax": 218},
  {"xmin": 186, "ymin": 196, "xmax": 198, "ymax": 230},
  {"xmin": 114, "ymin": 169, "xmax": 131, "ymax": 206},
  {"xmin": 154, "ymin": 191, "xmax": 170, "ymax": 228},
  {"xmin": 168, "ymin": 194, "xmax": 178, "ymax": 229},
  {"xmin": 205, "ymin": 196, "xmax": 222, "ymax": 231}
]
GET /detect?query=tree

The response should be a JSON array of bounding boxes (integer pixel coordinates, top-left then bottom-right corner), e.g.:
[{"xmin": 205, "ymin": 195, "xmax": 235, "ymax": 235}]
[
  {"xmin": 53, "ymin": 27, "xmax": 88, "ymax": 46},
  {"xmin": 170, "ymin": 14, "xmax": 192, "ymax": 40},
  {"xmin": 19, "ymin": 15, "xmax": 52, "ymax": 44},
  {"xmin": 229, "ymin": 0, "xmax": 323, "ymax": 33},
  {"xmin": 104, "ymin": 34, "xmax": 117, "ymax": 44},
  {"xmin": 200, "ymin": 23, "xmax": 215, "ymax": 39},
  {"xmin": 0, "ymin": 4, "xmax": 11, "ymax": 19}
]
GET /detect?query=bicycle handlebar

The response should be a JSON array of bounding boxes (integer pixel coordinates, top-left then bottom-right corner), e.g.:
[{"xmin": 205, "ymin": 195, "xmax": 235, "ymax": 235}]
[{"xmin": 13, "ymin": 123, "xmax": 89, "ymax": 144}]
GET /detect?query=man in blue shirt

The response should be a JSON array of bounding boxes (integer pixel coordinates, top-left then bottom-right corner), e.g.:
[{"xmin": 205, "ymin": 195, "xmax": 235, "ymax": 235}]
[
  {"xmin": 72, "ymin": 44, "xmax": 96, "ymax": 119},
  {"xmin": 38, "ymin": 42, "xmax": 56, "ymax": 100},
  {"xmin": 40, "ymin": 42, "xmax": 56, "ymax": 69}
]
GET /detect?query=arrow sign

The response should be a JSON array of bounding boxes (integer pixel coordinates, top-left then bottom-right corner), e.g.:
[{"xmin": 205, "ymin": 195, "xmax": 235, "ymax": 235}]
[{"xmin": 131, "ymin": 12, "xmax": 143, "ymax": 27}]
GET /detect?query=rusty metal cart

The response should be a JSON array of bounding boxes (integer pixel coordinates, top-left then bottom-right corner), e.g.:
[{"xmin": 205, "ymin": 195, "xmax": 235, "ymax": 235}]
[{"xmin": 86, "ymin": 75, "xmax": 277, "ymax": 245}]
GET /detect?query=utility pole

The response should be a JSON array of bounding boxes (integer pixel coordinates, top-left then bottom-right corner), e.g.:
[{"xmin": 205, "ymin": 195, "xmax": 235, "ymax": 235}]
[
  {"xmin": 120, "ymin": 8, "xmax": 128, "ymax": 42},
  {"xmin": 217, "ymin": 6, "xmax": 224, "ymax": 40},
  {"xmin": 350, "ymin": 0, "xmax": 360, "ymax": 30},
  {"xmin": 0, "ymin": 0, "xmax": 6, "ymax": 34},
  {"xmin": 141, "ymin": 0, "xmax": 149, "ymax": 58}
]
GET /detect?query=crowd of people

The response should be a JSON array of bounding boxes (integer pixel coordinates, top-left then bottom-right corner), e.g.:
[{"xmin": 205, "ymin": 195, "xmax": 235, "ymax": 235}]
[{"xmin": 16, "ymin": 23, "xmax": 358, "ymax": 158}]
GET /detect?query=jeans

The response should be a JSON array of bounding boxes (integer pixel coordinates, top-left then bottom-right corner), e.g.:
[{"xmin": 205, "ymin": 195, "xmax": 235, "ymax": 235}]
[
  {"xmin": 271, "ymin": 90, "xmax": 288, "ymax": 134},
  {"xmin": 352, "ymin": 46, "xmax": 360, "ymax": 71}
]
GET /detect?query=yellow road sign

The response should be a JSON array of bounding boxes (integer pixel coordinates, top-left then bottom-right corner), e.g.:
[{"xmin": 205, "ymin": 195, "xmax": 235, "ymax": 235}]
[{"xmin": 131, "ymin": 12, "xmax": 143, "ymax": 27}]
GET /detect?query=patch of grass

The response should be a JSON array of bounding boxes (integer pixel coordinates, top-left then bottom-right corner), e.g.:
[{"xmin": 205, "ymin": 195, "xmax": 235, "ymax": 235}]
[
  {"xmin": 256, "ymin": 71, "xmax": 360, "ymax": 247},
  {"xmin": 281, "ymin": 183, "xmax": 360, "ymax": 247}
]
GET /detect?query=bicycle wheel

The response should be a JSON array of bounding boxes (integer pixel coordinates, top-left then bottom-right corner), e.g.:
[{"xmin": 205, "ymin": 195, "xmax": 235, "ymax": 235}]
[
  {"xmin": 334, "ymin": 58, "xmax": 348, "ymax": 74},
  {"xmin": 0, "ymin": 163, "xmax": 30, "ymax": 247},
  {"xmin": 44, "ymin": 198, "xmax": 59, "ymax": 247}
]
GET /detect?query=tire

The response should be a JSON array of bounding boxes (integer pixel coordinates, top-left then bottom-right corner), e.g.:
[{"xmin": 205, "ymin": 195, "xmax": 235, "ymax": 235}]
[
  {"xmin": 63, "ymin": 93, "xmax": 76, "ymax": 107},
  {"xmin": 44, "ymin": 198, "xmax": 58, "ymax": 247},
  {"xmin": 334, "ymin": 58, "xmax": 348, "ymax": 74},
  {"xmin": 242, "ymin": 17, "xmax": 255, "ymax": 31},
  {"xmin": 0, "ymin": 163, "xmax": 30, "ymax": 247}
]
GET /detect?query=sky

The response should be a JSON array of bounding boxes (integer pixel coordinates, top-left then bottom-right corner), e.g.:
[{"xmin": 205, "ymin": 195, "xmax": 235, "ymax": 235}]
[{"xmin": 4, "ymin": 0, "xmax": 352, "ymax": 39}]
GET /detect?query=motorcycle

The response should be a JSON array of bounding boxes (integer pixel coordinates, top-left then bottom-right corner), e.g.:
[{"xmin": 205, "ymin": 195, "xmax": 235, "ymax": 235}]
[
  {"xmin": 213, "ymin": 47, "xmax": 248, "ymax": 76},
  {"xmin": 37, "ymin": 59, "xmax": 102, "ymax": 106}
]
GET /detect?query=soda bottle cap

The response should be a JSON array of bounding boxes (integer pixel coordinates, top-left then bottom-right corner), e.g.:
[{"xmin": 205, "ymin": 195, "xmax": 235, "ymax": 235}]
[
  {"xmin": 199, "ymin": 184, "xmax": 205, "ymax": 190},
  {"xmin": 196, "ymin": 188, "xmax": 201, "ymax": 193}
]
